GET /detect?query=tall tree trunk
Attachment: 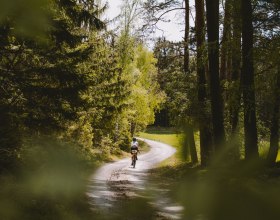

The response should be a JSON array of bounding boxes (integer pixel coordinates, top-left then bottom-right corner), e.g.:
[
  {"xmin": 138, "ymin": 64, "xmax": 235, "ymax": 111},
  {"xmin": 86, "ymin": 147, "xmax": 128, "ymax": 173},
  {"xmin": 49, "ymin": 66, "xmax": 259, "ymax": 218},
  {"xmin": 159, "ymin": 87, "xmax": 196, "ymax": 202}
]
[
  {"xmin": 220, "ymin": 0, "xmax": 232, "ymax": 81},
  {"xmin": 266, "ymin": 66, "xmax": 280, "ymax": 165},
  {"xmin": 187, "ymin": 126, "xmax": 198, "ymax": 164},
  {"xmin": 205, "ymin": 0, "xmax": 226, "ymax": 151},
  {"xmin": 241, "ymin": 0, "xmax": 258, "ymax": 160},
  {"xmin": 184, "ymin": 0, "xmax": 198, "ymax": 164},
  {"xmin": 229, "ymin": 0, "xmax": 241, "ymax": 159},
  {"xmin": 184, "ymin": 0, "xmax": 190, "ymax": 72},
  {"xmin": 195, "ymin": 0, "xmax": 213, "ymax": 166}
]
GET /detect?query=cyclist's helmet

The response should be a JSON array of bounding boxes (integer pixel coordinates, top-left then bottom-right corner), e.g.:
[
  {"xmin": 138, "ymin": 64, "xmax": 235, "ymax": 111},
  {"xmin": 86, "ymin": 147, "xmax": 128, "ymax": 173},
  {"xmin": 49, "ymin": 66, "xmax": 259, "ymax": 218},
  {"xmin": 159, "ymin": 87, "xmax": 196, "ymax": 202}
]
[{"xmin": 133, "ymin": 137, "xmax": 136, "ymax": 141}]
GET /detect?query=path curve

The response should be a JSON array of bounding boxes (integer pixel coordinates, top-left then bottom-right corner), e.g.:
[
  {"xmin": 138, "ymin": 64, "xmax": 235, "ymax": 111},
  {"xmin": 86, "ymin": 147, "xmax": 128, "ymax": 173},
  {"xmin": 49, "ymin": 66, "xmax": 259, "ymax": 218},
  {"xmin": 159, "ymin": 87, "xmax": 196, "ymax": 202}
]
[
  {"xmin": 93, "ymin": 138, "xmax": 176, "ymax": 181},
  {"xmin": 87, "ymin": 138, "xmax": 176, "ymax": 206}
]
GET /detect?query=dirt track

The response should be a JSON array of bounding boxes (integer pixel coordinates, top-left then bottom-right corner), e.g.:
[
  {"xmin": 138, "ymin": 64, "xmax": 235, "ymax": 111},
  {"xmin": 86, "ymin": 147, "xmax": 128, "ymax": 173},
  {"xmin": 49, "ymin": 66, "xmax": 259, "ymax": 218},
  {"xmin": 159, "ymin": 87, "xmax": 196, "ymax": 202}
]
[{"xmin": 87, "ymin": 138, "xmax": 183, "ymax": 219}]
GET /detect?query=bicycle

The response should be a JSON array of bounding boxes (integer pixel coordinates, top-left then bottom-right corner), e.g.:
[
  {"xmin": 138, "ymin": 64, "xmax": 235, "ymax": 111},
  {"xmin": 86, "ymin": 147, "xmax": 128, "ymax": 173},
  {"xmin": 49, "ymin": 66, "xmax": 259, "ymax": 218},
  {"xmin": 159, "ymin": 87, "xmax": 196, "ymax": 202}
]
[{"xmin": 131, "ymin": 149, "xmax": 138, "ymax": 168}]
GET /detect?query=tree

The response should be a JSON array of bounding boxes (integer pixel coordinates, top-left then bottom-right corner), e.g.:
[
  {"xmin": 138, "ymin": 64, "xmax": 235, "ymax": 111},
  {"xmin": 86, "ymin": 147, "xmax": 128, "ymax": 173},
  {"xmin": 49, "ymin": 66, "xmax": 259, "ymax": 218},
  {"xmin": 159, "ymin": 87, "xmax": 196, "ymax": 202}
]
[
  {"xmin": 205, "ymin": 0, "xmax": 226, "ymax": 150},
  {"xmin": 195, "ymin": 0, "xmax": 213, "ymax": 166},
  {"xmin": 229, "ymin": 0, "xmax": 242, "ymax": 159},
  {"xmin": 142, "ymin": 0, "xmax": 198, "ymax": 163},
  {"xmin": 182, "ymin": 0, "xmax": 198, "ymax": 164},
  {"xmin": 252, "ymin": 0, "xmax": 280, "ymax": 165},
  {"xmin": 0, "ymin": 0, "xmax": 105, "ymax": 171},
  {"xmin": 98, "ymin": 0, "xmax": 166, "ymax": 144},
  {"xmin": 129, "ymin": 45, "xmax": 166, "ymax": 136},
  {"xmin": 220, "ymin": 0, "xmax": 233, "ymax": 81},
  {"xmin": 241, "ymin": 0, "xmax": 258, "ymax": 159},
  {"xmin": 266, "ymin": 65, "xmax": 280, "ymax": 165},
  {"xmin": 184, "ymin": 0, "xmax": 190, "ymax": 73}
]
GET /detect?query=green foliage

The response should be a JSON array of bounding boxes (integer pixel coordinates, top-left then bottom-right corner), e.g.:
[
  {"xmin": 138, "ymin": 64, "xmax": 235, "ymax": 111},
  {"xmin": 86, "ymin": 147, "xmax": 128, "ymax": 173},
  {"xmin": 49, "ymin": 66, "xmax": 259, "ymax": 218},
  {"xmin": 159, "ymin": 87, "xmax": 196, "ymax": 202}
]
[
  {"xmin": 153, "ymin": 38, "xmax": 200, "ymax": 128},
  {"xmin": 2, "ymin": 0, "xmax": 280, "ymax": 218},
  {"xmin": 141, "ymin": 129, "xmax": 280, "ymax": 220},
  {"xmin": 0, "ymin": 0, "xmax": 50, "ymax": 41},
  {"xmin": 128, "ymin": 45, "xmax": 166, "ymax": 133},
  {"xmin": 148, "ymin": 138, "xmax": 280, "ymax": 220},
  {"xmin": 0, "ymin": 0, "xmax": 106, "ymax": 172},
  {"xmin": 0, "ymin": 137, "xmax": 98, "ymax": 220},
  {"xmin": 0, "ymin": 0, "xmax": 166, "ymax": 173}
]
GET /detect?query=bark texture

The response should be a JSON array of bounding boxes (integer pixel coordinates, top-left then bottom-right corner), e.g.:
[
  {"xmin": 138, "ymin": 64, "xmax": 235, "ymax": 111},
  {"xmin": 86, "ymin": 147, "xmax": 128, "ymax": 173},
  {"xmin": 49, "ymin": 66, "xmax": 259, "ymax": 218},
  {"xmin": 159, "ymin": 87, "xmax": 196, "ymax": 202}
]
[
  {"xmin": 241, "ymin": 0, "xmax": 258, "ymax": 159},
  {"xmin": 267, "ymin": 66, "xmax": 280, "ymax": 165},
  {"xmin": 195, "ymin": 0, "xmax": 213, "ymax": 166},
  {"xmin": 205, "ymin": 0, "xmax": 226, "ymax": 150}
]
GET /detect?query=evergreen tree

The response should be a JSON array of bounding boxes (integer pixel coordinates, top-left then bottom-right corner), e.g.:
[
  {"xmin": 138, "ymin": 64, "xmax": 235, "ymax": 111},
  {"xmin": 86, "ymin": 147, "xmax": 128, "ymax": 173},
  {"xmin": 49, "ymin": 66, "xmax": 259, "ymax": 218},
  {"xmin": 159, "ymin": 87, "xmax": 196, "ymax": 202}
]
[{"xmin": 0, "ymin": 0, "xmax": 104, "ymax": 172}]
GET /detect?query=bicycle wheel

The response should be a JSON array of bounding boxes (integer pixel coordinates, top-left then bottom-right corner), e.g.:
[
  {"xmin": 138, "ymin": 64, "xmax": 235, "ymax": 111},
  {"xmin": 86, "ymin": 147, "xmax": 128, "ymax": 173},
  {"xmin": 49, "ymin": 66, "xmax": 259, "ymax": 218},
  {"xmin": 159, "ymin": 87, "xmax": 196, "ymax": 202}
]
[{"xmin": 132, "ymin": 155, "xmax": 136, "ymax": 168}]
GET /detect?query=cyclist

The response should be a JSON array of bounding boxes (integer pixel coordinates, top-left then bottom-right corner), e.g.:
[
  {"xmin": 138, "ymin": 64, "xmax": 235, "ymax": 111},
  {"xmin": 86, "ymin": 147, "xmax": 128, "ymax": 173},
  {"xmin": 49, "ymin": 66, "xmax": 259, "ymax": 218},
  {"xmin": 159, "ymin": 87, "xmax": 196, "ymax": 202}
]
[{"xmin": 131, "ymin": 137, "xmax": 139, "ymax": 165}]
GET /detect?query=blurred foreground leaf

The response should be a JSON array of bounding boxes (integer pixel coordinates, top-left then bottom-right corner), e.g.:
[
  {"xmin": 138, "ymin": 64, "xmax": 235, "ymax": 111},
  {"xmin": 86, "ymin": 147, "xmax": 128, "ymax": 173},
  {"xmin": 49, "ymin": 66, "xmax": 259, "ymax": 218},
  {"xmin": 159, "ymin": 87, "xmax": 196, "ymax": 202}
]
[
  {"xmin": 0, "ymin": 137, "xmax": 98, "ymax": 220},
  {"xmin": 0, "ymin": 0, "xmax": 50, "ymax": 41}
]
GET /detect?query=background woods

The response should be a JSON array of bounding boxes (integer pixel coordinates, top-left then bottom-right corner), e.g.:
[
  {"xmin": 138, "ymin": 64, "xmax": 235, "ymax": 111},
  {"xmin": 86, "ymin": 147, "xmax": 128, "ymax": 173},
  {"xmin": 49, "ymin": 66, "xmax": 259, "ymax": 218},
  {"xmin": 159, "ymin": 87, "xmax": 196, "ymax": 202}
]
[{"xmin": 151, "ymin": 0, "xmax": 279, "ymax": 165}]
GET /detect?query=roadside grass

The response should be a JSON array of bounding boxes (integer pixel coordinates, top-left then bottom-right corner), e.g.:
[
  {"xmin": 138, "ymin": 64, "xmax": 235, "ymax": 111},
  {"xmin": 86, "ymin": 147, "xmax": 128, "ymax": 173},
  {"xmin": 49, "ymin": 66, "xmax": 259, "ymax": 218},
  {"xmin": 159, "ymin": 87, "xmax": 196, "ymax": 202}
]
[
  {"xmin": 138, "ymin": 128, "xmax": 183, "ymax": 167},
  {"xmin": 140, "ymin": 127, "xmax": 280, "ymax": 166},
  {"xmin": 139, "ymin": 127, "xmax": 202, "ymax": 169},
  {"xmin": 138, "ymin": 127, "xmax": 202, "ymax": 181},
  {"xmin": 140, "ymin": 127, "xmax": 280, "ymax": 220},
  {"xmin": 139, "ymin": 127, "xmax": 280, "ymax": 183},
  {"xmin": 259, "ymin": 140, "xmax": 280, "ymax": 162}
]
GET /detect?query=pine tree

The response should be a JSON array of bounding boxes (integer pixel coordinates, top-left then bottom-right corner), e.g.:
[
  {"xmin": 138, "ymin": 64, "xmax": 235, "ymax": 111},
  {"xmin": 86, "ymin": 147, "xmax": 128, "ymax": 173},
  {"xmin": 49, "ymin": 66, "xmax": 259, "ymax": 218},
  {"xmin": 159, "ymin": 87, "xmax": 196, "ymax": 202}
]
[{"xmin": 0, "ymin": 0, "xmax": 104, "ymax": 172}]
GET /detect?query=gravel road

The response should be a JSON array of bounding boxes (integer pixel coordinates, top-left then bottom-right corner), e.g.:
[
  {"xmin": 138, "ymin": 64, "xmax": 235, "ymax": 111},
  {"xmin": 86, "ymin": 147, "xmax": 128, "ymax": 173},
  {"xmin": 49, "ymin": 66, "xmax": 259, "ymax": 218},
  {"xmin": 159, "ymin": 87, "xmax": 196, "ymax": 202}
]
[{"xmin": 87, "ymin": 138, "xmax": 183, "ymax": 219}]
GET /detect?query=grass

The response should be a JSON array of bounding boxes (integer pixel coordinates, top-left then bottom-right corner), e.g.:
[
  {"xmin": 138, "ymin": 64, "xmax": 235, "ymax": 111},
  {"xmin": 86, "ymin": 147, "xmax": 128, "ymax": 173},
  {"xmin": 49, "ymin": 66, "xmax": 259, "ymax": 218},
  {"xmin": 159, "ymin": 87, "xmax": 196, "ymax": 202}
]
[
  {"xmin": 138, "ymin": 127, "xmax": 202, "ymax": 181},
  {"xmin": 138, "ymin": 127, "xmax": 183, "ymax": 166},
  {"xmin": 259, "ymin": 140, "xmax": 280, "ymax": 162},
  {"xmin": 140, "ymin": 127, "xmax": 280, "ymax": 163},
  {"xmin": 139, "ymin": 127, "xmax": 202, "ymax": 167},
  {"xmin": 139, "ymin": 130, "xmax": 181, "ymax": 148},
  {"xmin": 140, "ymin": 127, "xmax": 280, "ymax": 220},
  {"xmin": 139, "ymin": 127, "xmax": 280, "ymax": 181}
]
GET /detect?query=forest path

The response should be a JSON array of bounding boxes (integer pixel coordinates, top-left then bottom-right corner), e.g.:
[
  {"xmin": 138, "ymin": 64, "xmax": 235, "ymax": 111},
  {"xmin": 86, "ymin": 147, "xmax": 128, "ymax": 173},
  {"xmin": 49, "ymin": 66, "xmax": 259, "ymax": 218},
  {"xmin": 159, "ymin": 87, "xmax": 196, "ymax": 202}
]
[{"xmin": 87, "ymin": 138, "xmax": 183, "ymax": 219}]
